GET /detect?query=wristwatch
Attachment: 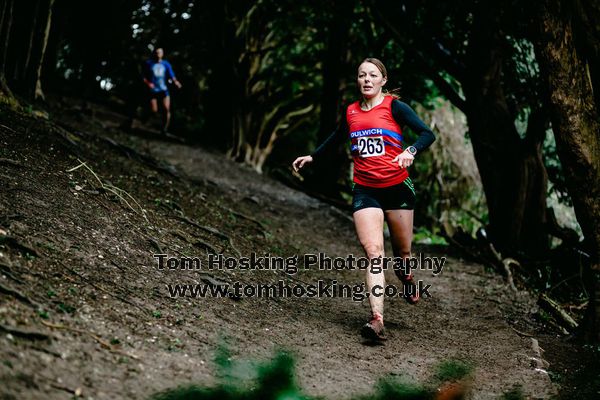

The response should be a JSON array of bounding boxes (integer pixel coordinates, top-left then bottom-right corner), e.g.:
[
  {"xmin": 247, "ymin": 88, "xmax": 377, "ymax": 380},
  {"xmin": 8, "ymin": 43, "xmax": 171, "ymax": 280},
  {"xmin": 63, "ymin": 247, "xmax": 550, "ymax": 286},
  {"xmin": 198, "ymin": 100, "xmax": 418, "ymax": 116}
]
[{"xmin": 406, "ymin": 146, "xmax": 417, "ymax": 156}]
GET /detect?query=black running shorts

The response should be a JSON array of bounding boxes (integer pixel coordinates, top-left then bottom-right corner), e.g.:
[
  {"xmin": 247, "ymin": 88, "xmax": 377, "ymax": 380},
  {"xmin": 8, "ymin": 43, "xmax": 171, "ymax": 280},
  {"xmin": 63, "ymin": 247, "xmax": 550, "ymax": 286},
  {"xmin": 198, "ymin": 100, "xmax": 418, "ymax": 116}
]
[
  {"xmin": 352, "ymin": 177, "xmax": 416, "ymax": 212},
  {"xmin": 149, "ymin": 90, "xmax": 169, "ymax": 100}
]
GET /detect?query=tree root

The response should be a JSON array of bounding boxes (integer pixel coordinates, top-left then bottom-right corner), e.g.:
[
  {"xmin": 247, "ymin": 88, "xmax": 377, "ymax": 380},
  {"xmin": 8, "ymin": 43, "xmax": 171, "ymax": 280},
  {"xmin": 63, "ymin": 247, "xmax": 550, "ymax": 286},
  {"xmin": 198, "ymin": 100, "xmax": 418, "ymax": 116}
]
[
  {"xmin": 0, "ymin": 262, "xmax": 25, "ymax": 284},
  {"xmin": 0, "ymin": 157, "xmax": 23, "ymax": 167},
  {"xmin": 0, "ymin": 323, "xmax": 52, "ymax": 341},
  {"xmin": 146, "ymin": 235, "xmax": 164, "ymax": 253},
  {"xmin": 56, "ymin": 260, "xmax": 151, "ymax": 316},
  {"xmin": 0, "ymin": 235, "xmax": 39, "ymax": 257},
  {"xmin": 169, "ymin": 229, "xmax": 220, "ymax": 254},
  {"xmin": 0, "ymin": 282, "xmax": 38, "ymax": 306},
  {"xmin": 56, "ymin": 123, "xmax": 183, "ymax": 180},
  {"xmin": 172, "ymin": 213, "xmax": 241, "ymax": 257},
  {"xmin": 217, "ymin": 204, "xmax": 268, "ymax": 237},
  {"xmin": 40, "ymin": 320, "xmax": 139, "ymax": 360}
]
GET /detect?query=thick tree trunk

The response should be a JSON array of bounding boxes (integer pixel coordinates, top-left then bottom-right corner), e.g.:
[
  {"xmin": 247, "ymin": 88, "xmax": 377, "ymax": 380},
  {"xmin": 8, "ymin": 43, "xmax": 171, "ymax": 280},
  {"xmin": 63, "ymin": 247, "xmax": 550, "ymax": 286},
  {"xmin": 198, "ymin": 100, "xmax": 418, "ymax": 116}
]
[
  {"xmin": 572, "ymin": 0, "xmax": 600, "ymax": 109},
  {"xmin": 536, "ymin": 0, "xmax": 600, "ymax": 342},
  {"xmin": 463, "ymin": 5, "xmax": 550, "ymax": 259}
]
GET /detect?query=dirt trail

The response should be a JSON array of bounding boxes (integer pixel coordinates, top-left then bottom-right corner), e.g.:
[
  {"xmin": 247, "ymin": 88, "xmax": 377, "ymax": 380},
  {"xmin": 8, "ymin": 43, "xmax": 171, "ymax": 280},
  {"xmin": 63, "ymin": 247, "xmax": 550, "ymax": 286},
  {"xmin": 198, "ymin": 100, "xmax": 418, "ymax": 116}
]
[{"xmin": 0, "ymin": 100, "xmax": 559, "ymax": 399}]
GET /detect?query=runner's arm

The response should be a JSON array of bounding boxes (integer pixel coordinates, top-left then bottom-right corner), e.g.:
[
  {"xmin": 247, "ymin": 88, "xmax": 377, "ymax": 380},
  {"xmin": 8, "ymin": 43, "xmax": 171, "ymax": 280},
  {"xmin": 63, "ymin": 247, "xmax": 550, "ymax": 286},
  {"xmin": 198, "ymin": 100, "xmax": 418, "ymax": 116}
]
[
  {"xmin": 391, "ymin": 99, "xmax": 435, "ymax": 153},
  {"xmin": 165, "ymin": 61, "xmax": 182, "ymax": 88},
  {"xmin": 142, "ymin": 61, "xmax": 154, "ymax": 88},
  {"xmin": 310, "ymin": 118, "xmax": 349, "ymax": 161}
]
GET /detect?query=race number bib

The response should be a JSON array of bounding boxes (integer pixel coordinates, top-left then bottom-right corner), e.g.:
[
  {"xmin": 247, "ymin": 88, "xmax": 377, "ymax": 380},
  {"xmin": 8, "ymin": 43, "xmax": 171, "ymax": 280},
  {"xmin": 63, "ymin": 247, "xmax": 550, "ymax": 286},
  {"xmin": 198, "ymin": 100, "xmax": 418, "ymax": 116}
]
[{"xmin": 357, "ymin": 136, "xmax": 385, "ymax": 158}]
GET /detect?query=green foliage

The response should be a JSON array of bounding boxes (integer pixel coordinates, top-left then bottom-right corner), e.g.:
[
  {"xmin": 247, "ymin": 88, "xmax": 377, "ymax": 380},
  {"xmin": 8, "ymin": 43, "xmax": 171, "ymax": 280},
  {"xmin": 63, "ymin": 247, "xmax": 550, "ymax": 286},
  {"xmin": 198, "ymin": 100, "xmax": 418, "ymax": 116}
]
[
  {"xmin": 152, "ymin": 345, "xmax": 305, "ymax": 400},
  {"xmin": 151, "ymin": 344, "xmax": 482, "ymax": 400},
  {"xmin": 433, "ymin": 359, "xmax": 473, "ymax": 382},
  {"xmin": 413, "ymin": 227, "xmax": 448, "ymax": 246}
]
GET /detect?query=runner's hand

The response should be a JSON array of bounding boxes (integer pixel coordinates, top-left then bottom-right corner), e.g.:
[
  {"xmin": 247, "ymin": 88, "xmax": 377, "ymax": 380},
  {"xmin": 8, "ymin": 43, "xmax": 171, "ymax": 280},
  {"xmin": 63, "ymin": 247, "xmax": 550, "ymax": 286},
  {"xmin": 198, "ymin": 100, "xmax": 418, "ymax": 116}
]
[
  {"xmin": 392, "ymin": 151, "xmax": 414, "ymax": 169},
  {"xmin": 292, "ymin": 155, "xmax": 313, "ymax": 172}
]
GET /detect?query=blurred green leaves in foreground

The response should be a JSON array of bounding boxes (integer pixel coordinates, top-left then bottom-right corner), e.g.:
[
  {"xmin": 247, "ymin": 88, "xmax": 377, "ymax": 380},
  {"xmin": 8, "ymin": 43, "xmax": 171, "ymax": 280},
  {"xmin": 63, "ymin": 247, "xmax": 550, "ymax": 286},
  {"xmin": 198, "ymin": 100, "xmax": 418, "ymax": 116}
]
[{"xmin": 150, "ymin": 343, "xmax": 527, "ymax": 400}]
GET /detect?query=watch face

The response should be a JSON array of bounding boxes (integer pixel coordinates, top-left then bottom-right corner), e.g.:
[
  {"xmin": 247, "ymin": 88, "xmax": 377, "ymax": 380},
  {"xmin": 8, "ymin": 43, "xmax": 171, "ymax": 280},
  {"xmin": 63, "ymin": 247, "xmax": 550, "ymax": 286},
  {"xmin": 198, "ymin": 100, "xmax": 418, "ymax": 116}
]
[{"xmin": 407, "ymin": 146, "xmax": 416, "ymax": 155}]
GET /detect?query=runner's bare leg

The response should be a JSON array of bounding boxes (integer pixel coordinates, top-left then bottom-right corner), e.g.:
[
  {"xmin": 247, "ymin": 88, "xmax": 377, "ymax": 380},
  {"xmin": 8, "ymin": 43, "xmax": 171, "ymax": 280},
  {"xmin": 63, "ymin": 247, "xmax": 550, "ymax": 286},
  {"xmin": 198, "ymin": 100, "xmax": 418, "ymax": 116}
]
[
  {"xmin": 353, "ymin": 207, "xmax": 385, "ymax": 317},
  {"xmin": 162, "ymin": 95, "xmax": 171, "ymax": 132},
  {"xmin": 385, "ymin": 209, "xmax": 413, "ymax": 260}
]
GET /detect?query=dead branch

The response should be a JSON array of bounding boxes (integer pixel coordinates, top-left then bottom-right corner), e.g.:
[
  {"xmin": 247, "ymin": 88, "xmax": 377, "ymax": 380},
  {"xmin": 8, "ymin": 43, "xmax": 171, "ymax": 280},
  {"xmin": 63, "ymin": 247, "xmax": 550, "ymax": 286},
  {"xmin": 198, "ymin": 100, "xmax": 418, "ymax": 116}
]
[
  {"xmin": 538, "ymin": 293, "xmax": 579, "ymax": 331},
  {"xmin": 40, "ymin": 320, "xmax": 139, "ymax": 360},
  {"xmin": 0, "ymin": 323, "xmax": 52, "ymax": 340}
]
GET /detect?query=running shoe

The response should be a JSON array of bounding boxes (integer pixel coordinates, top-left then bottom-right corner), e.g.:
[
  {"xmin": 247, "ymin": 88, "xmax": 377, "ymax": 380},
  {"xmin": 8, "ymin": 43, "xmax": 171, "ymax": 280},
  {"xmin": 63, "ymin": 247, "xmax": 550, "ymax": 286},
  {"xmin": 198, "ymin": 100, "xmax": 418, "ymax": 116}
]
[{"xmin": 361, "ymin": 313, "xmax": 386, "ymax": 341}]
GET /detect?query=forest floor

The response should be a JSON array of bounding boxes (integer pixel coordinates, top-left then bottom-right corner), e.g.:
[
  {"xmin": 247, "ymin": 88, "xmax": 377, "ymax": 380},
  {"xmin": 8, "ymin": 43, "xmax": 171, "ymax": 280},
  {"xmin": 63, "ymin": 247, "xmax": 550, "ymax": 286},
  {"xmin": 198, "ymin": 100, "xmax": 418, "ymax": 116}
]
[{"xmin": 0, "ymin": 97, "xmax": 593, "ymax": 399}]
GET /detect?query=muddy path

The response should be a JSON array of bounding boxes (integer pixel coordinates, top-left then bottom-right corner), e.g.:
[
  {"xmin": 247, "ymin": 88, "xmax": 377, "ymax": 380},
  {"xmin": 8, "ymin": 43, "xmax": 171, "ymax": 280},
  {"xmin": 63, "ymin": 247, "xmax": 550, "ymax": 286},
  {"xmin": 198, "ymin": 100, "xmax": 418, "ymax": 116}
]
[{"xmin": 0, "ymin": 100, "xmax": 566, "ymax": 399}]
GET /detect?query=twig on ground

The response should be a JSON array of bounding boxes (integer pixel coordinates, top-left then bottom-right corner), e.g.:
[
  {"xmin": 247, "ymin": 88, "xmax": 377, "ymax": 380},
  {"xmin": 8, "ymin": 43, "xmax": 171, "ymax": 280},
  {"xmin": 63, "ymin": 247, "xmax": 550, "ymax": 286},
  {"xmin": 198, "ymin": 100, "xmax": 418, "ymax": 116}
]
[
  {"xmin": 509, "ymin": 325, "xmax": 535, "ymax": 337},
  {"xmin": 67, "ymin": 159, "xmax": 149, "ymax": 223},
  {"xmin": 0, "ymin": 123, "xmax": 17, "ymax": 133},
  {"xmin": 538, "ymin": 293, "xmax": 579, "ymax": 331}
]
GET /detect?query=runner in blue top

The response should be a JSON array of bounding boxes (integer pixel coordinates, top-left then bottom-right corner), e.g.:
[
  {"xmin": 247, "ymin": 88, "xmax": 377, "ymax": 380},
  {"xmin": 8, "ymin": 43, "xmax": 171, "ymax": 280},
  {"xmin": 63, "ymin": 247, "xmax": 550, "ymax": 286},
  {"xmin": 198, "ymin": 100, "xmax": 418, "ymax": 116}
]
[{"xmin": 143, "ymin": 48, "xmax": 182, "ymax": 134}]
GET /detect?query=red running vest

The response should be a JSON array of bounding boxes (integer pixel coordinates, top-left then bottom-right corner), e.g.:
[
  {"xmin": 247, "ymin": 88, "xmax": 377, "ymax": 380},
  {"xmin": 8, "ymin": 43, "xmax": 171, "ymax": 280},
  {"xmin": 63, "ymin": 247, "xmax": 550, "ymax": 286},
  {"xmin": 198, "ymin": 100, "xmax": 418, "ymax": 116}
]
[{"xmin": 346, "ymin": 95, "xmax": 408, "ymax": 188}]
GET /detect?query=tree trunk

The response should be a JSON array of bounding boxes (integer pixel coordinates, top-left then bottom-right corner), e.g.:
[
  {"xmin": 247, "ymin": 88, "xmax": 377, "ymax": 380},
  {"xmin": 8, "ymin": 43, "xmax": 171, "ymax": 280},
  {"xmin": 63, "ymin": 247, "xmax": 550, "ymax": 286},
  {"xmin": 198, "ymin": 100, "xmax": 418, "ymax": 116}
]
[
  {"xmin": 372, "ymin": 2, "xmax": 552, "ymax": 260},
  {"xmin": 535, "ymin": 0, "xmax": 600, "ymax": 342},
  {"xmin": 304, "ymin": 0, "xmax": 353, "ymax": 199},
  {"xmin": 0, "ymin": 0, "xmax": 14, "ymax": 96},
  {"xmin": 200, "ymin": 0, "xmax": 237, "ymax": 151},
  {"xmin": 26, "ymin": 0, "xmax": 54, "ymax": 100},
  {"xmin": 22, "ymin": 0, "xmax": 40, "ymax": 82},
  {"xmin": 462, "ymin": 5, "xmax": 550, "ymax": 259}
]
